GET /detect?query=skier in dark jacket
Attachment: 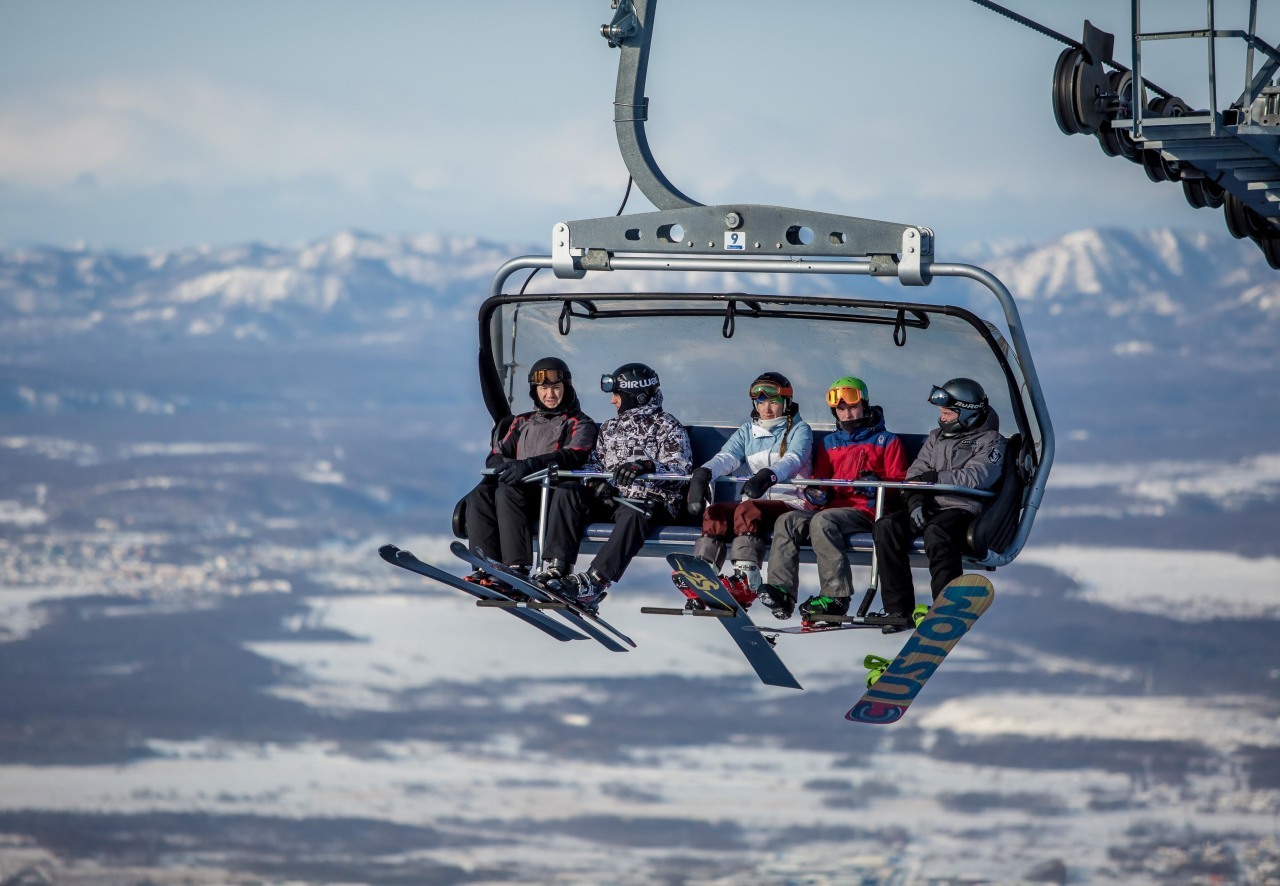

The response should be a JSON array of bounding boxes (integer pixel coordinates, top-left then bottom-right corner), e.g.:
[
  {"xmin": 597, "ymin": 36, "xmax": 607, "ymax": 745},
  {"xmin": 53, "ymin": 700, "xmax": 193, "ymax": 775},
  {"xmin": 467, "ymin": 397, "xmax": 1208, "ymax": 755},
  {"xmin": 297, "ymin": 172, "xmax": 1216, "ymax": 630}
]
[
  {"xmin": 539, "ymin": 362, "xmax": 693, "ymax": 609},
  {"xmin": 463, "ymin": 357, "xmax": 596, "ymax": 586},
  {"xmin": 872, "ymin": 377, "xmax": 1005, "ymax": 630}
]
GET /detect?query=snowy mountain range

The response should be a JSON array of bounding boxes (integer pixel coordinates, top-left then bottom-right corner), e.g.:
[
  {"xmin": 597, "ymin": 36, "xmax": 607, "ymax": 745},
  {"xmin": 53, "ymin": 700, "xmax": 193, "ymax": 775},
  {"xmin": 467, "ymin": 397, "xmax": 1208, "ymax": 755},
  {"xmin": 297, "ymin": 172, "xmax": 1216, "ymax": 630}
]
[{"xmin": 2, "ymin": 227, "xmax": 1278, "ymax": 362}]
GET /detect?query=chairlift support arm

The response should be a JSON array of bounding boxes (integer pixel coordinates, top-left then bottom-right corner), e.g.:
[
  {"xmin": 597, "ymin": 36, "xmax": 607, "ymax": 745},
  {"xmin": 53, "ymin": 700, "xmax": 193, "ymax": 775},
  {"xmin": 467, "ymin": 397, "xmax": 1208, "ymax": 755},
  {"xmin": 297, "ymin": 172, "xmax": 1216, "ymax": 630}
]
[{"xmin": 562, "ymin": 0, "xmax": 934, "ymax": 285}]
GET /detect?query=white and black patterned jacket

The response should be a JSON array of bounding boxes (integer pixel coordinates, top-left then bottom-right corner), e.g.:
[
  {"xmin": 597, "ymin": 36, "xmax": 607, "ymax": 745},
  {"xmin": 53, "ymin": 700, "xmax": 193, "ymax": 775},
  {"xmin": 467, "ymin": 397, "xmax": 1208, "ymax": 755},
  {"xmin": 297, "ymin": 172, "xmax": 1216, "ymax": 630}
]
[{"xmin": 586, "ymin": 391, "xmax": 692, "ymax": 516}]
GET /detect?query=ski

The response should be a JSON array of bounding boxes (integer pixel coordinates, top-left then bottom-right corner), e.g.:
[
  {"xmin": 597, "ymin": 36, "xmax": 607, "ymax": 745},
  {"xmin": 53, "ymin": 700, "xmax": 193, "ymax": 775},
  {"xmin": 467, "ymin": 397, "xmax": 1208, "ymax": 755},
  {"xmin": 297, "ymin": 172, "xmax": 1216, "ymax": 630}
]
[
  {"xmin": 450, "ymin": 542, "xmax": 635, "ymax": 652},
  {"xmin": 378, "ymin": 544, "xmax": 587, "ymax": 642},
  {"xmin": 845, "ymin": 574, "xmax": 994, "ymax": 725},
  {"xmin": 660, "ymin": 553, "xmax": 802, "ymax": 690}
]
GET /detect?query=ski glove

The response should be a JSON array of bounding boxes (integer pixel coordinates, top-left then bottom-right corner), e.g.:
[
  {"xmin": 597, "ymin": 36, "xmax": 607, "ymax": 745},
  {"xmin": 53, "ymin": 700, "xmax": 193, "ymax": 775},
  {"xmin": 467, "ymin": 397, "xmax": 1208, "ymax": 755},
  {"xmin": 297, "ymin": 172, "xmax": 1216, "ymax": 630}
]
[
  {"xmin": 613, "ymin": 459, "xmax": 655, "ymax": 488},
  {"xmin": 909, "ymin": 504, "xmax": 927, "ymax": 532},
  {"xmin": 912, "ymin": 469, "xmax": 939, "ymax": 484},
  {"xmin": 741, "ymin": 468, "xmax": 777, "ymax": 500},
  {"xmin": 495, "ymin": 458, "xmax": 534, "ymax": 485},
  {"xmin": 686, "ymin": 466, "xmax": 713, "ymax": 516},
  {"xmin": 803, "ymin": 485, "xmax": 829, "ymax": 507}
]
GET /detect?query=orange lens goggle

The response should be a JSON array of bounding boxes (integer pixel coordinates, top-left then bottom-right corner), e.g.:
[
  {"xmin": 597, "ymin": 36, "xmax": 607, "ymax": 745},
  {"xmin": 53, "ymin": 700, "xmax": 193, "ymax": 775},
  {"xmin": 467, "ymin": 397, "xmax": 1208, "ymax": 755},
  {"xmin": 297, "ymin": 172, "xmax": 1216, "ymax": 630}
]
[
  {"xmin": 826, "ymin": 386, "xmax": 865, "ymax": 407},
  {"xmin": 531, "ymin": 369, "xmax": 566, "ymax": 385}
]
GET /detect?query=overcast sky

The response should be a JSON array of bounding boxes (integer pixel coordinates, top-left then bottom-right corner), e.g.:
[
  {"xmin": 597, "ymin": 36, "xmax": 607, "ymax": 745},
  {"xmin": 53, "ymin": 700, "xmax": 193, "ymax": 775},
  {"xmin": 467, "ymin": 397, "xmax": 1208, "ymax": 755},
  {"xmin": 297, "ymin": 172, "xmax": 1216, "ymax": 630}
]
[{"xmin": 1, "ymin": 0, "xmax": 1270, "ymax": 253}]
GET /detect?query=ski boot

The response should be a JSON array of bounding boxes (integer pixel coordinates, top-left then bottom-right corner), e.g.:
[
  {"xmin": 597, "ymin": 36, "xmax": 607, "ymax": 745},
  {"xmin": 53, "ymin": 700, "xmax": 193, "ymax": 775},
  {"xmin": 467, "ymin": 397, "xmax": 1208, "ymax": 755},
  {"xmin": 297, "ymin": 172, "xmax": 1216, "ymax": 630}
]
[
  {"xmin": 798, "ymin": 594, "xmax": 849, "ymax": 623},
  {"xmin": 465, "ymin": 567, "xmax": 531, "ymax": 602},
  {"xmin": 756, "ymin": 583, "xmax": 795, "ymax": 621},
  {"xmin": 553, "ymin": 568, "xmax": 610, "ymax": 610}
]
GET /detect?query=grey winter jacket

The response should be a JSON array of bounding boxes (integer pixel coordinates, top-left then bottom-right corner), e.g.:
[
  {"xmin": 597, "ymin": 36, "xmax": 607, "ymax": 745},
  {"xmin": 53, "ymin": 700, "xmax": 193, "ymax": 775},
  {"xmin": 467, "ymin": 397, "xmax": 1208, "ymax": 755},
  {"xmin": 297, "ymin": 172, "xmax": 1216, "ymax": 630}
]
[{"xmin": 907, "ymin": 407, "xmax": 1006, "ymax": 516}]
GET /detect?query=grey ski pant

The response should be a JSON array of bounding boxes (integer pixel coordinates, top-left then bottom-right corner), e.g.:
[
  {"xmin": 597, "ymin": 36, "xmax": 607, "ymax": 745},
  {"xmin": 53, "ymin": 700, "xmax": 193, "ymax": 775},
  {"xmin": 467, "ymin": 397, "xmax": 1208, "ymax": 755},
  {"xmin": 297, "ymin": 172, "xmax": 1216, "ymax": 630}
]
[{"xmin": 766, "ymin": 508, "xmax": 872, "ymax": 600}]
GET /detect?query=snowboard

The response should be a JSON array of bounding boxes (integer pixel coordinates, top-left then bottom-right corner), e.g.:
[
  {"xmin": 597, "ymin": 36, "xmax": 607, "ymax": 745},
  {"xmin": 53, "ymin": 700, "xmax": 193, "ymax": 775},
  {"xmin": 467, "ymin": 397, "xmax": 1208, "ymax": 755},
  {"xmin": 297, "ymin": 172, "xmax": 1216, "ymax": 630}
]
[{"xmin": 845, "ymin": 573, "xmax": 994, "ymax": 724}]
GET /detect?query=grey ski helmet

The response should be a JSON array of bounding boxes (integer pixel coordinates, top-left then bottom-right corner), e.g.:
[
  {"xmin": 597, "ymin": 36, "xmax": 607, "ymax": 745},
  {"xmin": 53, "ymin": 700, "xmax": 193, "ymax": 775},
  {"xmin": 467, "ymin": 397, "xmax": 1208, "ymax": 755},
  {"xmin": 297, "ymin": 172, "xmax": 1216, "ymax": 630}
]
[
  {"xmin": 929, "ymin": 377, "xmax": 988, "ymax": 437},
  {"xmin": 601, "ymin": 362, "xmax": 660, "ymax": 411}
]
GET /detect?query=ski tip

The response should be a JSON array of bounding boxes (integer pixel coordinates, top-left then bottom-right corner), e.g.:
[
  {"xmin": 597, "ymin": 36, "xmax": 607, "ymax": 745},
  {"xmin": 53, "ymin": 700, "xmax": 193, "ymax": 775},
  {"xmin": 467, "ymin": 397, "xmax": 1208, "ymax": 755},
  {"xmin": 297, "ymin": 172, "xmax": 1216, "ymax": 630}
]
[{"xmin": 377, "ymin": 543, "xmax": 401, "ymax": 561}]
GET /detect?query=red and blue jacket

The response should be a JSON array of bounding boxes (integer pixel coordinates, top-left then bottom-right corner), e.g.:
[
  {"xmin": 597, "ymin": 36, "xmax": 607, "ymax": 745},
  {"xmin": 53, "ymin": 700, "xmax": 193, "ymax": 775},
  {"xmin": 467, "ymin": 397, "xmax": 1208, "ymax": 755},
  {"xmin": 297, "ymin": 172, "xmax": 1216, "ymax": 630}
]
[{"xmin": 812, "ymin": 405, "xmax": 908, "ymax": 518}]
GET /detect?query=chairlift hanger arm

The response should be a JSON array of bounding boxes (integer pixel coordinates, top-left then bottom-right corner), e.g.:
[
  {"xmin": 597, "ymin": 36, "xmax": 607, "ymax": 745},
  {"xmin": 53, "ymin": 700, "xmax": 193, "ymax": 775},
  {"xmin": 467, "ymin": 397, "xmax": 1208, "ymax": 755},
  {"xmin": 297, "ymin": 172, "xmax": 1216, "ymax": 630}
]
[{"xmin": 576, "ymin": 0, "xmax": 935, "ymax": 284}]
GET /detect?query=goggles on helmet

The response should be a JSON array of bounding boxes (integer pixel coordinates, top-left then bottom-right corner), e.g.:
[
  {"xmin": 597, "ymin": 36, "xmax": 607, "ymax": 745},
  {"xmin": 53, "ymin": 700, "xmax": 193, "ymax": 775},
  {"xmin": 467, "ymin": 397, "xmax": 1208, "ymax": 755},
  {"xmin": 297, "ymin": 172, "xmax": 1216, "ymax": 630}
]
[
  {"xmin": 928, "ymin": 385, "xmax": 982, "ymax": 411},
  {"xmin": 749, "ymin": 382, "xmax": 792, "ymax": 403},
  {"xmin": 531, "ymin": 368, "xmax": 566, "ymax": 385},
  {"xmin": 826, "ymin": 386, "xmax": 865, "ymax": 408}
]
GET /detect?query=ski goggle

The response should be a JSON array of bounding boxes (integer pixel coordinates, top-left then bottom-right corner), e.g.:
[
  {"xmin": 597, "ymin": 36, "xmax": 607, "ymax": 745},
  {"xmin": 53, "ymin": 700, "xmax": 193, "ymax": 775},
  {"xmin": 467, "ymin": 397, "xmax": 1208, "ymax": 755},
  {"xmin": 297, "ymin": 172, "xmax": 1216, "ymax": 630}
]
[
  {"xmin": 601, "ymin": 373, "xmax": 659, "ymax": 393},
  {"xmin": 749, "ymin": 382, "xmax": 792, "ymax": 403},
  {"xmin": 928, "ymin": 385, "xmax": 983, "ymax": 410},
  {"xmin": 826, "ymin": 386, "xmax": 865, "ymax": 408},
  {"xmin": 530, "ymin": 368, "xmax": 567, "ymax": 385}
]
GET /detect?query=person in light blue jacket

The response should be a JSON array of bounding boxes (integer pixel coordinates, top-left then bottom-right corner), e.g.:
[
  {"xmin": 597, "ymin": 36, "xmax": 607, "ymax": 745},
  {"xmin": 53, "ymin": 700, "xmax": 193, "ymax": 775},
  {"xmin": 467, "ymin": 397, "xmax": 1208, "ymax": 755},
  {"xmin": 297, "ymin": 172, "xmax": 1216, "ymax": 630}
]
[{"xmin": 685, "ymin": 372, "xmax": 813, "ymax": 607}]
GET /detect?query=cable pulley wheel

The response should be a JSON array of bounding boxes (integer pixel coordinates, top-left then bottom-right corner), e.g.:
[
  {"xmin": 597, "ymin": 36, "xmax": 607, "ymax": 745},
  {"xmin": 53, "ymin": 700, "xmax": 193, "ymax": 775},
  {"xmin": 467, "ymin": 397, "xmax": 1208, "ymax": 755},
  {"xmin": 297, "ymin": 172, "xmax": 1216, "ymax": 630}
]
[
  {"xmin": 1224, "ymin": 193, "xmax": 1251, "ymax": 239},
  {"xmin": 1182, "ymin": 179, "xmax": 1208, "ymax": 209},
  {"xmin": 1072, "ymin": 53, "xmax": 1109, "ymax": 135},
  {"xmin": 1141, "ymin": 149, "xmax": 1168, "ymax": 183},
  {"xmin": 1201, "ymin": 179, "xmax": 1226, "ymax": 209},
  {"xmin": 1261, "ymin": 235, "xmax": 1280, "ymax": 271},
  {"xmin": 1111, "ymin": 71, "xmax": 1141, "ymax": 162},
  {"xmin": 1052, "ymin": 48, "xmax": 1083, "ymax": 136},
  {"xmin": 1094, "ymin": 71, "xmax": 1125, "ymax": 157}
]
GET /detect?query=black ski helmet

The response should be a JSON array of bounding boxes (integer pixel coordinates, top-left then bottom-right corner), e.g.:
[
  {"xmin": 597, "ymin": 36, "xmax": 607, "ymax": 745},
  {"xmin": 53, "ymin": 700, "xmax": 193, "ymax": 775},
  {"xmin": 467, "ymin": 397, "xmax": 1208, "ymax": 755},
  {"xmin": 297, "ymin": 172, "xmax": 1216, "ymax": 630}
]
[
  {"xmin": 527, "ymin": 356, "xmax": 572, "ymax": 407},
  {"xmin": 929, "ymin": 377, "xmax": 988, "ymax": 437},
  {"xmin": 601, "ymin": 362, "xmax": 660, "ymax": 411},
  {"xmin": 748, "ymin": 371, "xmax": 797, "ymax": 419}
]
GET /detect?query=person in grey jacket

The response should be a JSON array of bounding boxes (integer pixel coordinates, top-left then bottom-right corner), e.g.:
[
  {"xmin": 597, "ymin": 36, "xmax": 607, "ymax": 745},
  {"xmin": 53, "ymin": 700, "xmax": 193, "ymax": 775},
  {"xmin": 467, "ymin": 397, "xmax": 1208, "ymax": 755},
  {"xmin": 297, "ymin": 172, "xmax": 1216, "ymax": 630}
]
[
  {"xmin": 685, "ymin": 372, "xmax": 813, "ymax": 606},
  {"xmin": 872, "ymin": 377, "xmax": 1006, "ymax": 630},
  {"xmin": 463, "ymin": 357, "xmax": 596, "ymax": 585}
]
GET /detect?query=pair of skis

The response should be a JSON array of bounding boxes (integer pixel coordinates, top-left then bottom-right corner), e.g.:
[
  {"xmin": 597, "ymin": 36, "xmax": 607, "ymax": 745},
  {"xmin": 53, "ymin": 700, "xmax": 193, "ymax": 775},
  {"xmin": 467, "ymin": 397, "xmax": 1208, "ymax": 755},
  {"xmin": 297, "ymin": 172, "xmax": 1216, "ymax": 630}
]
[{"xmin": 379, "ymin": 541, "xmax": 635, "ymax": 652}]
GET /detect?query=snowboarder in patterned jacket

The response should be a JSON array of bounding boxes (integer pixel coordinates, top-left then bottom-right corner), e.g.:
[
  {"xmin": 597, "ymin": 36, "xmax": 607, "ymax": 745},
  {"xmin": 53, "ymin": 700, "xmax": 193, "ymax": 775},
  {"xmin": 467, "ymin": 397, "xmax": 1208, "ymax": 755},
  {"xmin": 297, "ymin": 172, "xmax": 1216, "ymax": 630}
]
[
  {"xmin": 462, "ymin": 357, "xmax": 596, "ymax": 586},
  {"xmin": 685, "ymin": 371, "xmax": 813, "ymax": 608},
  {"xmin": 872, "ymin": 377, "xmax": 1006, "ymax": 631},
  {"xmin": 757, "ymin": 376, "xmax": 908, "ymax": 621},
  {"xmin": 540, "ymin": 362, "xmax": 692, "ymax": 608}
]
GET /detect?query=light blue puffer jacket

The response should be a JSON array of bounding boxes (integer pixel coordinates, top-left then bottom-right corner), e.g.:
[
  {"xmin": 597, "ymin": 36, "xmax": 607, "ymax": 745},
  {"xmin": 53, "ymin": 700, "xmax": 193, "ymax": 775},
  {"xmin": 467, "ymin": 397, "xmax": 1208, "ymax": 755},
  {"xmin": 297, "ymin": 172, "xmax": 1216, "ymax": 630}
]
[{"xmin": 700, "ymin": 414, "xmax": 814, "ymax": 511}]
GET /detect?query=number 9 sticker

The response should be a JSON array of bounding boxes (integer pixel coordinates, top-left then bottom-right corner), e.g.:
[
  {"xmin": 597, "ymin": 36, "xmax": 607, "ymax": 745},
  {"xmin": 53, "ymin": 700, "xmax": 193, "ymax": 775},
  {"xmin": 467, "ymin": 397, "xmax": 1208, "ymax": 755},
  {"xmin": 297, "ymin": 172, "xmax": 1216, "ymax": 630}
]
[{"xmin": 724, "ymin": 231, "xmax": 746, "ymax": 251}]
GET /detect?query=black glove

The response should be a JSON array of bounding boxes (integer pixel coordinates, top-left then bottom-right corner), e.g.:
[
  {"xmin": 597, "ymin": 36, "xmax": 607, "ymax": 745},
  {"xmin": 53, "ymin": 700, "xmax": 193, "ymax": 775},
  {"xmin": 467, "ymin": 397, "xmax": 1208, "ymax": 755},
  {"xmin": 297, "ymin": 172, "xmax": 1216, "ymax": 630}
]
[
  {"xmin": 495, "ymin": 458, "xmax": 533, "ymax": 485},
  {"xmin": 614, "ymin": 458, "xmax": 655, "ymax": 487},
  {"xmin": 741, "ymin": 468, "xmax": 777, "ymax": 500},
  {"xmin": 687, "ymin": 466, "xmax": 713, "ymax": 516},
  {"xmin": 912, "ymin": 469, "xmax": 939, "ymax": 484},
  {"xmin": 803, "ymin": 485, "xmax": 829, "ymax": 507},
  {"xmin": 910, "ymin": 504, "xmax": 927, "ymax": 532},
  {"xmin": 585, "ymin": 477, "xmax": 614, "ymax": 504}
]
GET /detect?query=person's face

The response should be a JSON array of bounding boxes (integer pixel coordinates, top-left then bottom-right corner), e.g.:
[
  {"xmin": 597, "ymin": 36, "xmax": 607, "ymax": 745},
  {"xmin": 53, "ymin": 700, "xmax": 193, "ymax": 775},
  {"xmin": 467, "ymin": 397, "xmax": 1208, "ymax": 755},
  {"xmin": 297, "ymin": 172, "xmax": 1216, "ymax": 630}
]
[
  {"xmin": 939, "ymin": 406, "xmax": 959, "ymax": 425},
  {"xmin": 610, "ymin": 392, "xmax": 623, "ymax": 412},
  {"xmin": 537, "ymin": 381, "xmax": 565, "ymax": 409},
  {"xmin": 755, "ymin": 397, "xmax": 786, "ymax": 419},
  {"xmin": 835, "ymin": 400, "xmax": 866, "ymax": 422}
]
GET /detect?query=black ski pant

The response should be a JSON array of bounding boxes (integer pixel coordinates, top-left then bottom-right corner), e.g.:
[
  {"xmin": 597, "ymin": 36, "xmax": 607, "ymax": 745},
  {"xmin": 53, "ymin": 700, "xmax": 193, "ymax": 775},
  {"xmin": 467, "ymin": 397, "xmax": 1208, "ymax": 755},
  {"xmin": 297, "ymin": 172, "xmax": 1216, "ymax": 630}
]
[
  {"xmin": 542, "ymin": 480, "xmax": 666, "ymax": 584},
  {"xmin": 873, "ymin": 507, "xmax": 974, "ymax": 615},
  {"xmin": 465, "ymin": 480, "xmax": 542, "ymax": 569}
]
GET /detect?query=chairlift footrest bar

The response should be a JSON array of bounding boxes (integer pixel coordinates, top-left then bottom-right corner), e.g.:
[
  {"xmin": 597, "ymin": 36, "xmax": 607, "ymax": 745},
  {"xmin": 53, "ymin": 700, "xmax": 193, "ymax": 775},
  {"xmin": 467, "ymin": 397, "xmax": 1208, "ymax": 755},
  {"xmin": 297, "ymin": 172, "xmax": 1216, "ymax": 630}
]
[
  {"xmin": 476, "ymin": 599, "xmax": 567, "ymax": 610},
  {"xmin": 640, "ymin": 606, "xmax": 734, "ymax": 618}
]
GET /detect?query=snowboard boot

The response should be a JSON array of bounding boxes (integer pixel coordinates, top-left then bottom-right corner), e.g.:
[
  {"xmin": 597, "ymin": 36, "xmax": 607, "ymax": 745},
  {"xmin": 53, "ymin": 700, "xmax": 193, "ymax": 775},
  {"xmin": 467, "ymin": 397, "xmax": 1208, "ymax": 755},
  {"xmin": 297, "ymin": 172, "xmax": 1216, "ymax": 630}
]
[
  {"xmin": 720, "ymin": 571, "xmax": 758, "ymax": 609},
  {"xmin": 799, "ymin": 593, "xmax": 850, "ymax": 623},
  {"xmin": 756, "ymin": 583, "xmax": 795, "ymax": 621},
  {"xmin": 671, "ymin": 572, "xmax": 707, "ymax": 611}
]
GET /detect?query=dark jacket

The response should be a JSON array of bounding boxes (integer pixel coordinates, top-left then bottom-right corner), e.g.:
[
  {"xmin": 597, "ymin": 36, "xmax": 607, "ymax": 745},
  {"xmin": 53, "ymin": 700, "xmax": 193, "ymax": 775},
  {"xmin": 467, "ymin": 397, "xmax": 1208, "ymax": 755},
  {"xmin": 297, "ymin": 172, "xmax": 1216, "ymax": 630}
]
[
  {"xmin": 486, "ymin": 386, "xmax": 597, "ymax": 473},
  {"xmin": 907, "ymin": 407, "xmax": 1006, "ymax": 516}
]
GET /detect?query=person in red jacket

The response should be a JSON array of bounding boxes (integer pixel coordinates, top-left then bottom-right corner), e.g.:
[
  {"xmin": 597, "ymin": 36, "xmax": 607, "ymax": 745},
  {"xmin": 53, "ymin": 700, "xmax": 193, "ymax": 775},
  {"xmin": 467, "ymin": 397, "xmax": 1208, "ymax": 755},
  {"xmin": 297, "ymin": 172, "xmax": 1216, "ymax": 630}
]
[{"xmin": 757, "ymin": 376, "xmax": 907, "ymax": 620}]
